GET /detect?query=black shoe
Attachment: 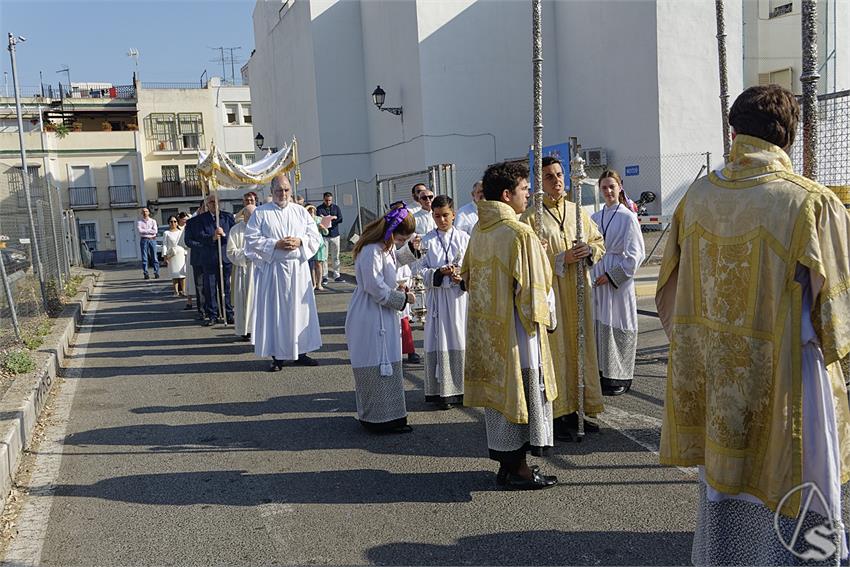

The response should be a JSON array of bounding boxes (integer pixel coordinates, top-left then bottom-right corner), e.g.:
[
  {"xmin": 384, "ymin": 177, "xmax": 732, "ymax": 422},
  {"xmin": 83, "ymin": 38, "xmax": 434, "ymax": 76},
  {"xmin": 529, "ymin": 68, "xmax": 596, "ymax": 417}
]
[
  {"xmin": 496, "ymin": 465, "xmax": 539, "ymax": 486},
  {"xmin": 406, "ymin": 352, "xmax": 422, "ymax": 364},
  {"xmin": 226, "ymin": 317, "xmax": 235, "ymax": 325},
  {"xmin": 154, "ymin": 273, "xmax": 160, "ymax": 279},
  {"xmin": 562, "ymin": 412, "xmax": 601, "ymax": 434},
  {"xmin": 554, "ymin": 418, "xmax": 574, "ymax": 442},
  {"xmin": 295, "ymin": 354, "xmax": 318, "ymax": 367},
  {"xmin": 387, "ymin": 424, "xmax": 413, "ymax": 434},
  {"xmin": 241, "ymin": 334, "xmax": 251, "ymax": 342},
  {"xmin": 321, "ymin": 277, "xmax": 328, "ymax": 285},
  {"xmin": 144, "ymin": 274, "xmax": 150, "ymax": 280},
  {"xmin": 183, "ymin": 304, "xmax": 193, "ymax": 311},
  {"xmin": 503, "ymin": 470, "xmax": 557, "ymax": 491},
  {"xmin": 601, "ymin": 378, "xmax": 632, "ymax": 397},
  {"xmin": 202, "ymin": 319, "xmax": 214, "ymax": 327},
  {"xmin": 334, "ymin": 275, "xmax": 345, "ymax": 282},
  {"xmin": 267, "ymin": 358, "xmax": 285, "ymax": 372}
]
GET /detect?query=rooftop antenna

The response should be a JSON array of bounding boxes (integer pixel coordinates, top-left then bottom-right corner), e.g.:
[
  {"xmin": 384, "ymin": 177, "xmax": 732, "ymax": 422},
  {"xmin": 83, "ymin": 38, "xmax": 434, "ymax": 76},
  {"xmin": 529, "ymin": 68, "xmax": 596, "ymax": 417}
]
[{"xmin": 127, "ymin": 48, "xmax": 139, "ymax": 79}]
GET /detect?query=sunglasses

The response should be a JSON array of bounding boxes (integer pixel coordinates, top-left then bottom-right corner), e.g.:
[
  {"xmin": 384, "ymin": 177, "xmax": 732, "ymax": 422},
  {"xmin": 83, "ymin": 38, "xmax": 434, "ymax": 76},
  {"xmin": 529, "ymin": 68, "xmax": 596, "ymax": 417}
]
[{"xmin": 420, "ymin": 194, "xmax": 435, "ymax": 200}]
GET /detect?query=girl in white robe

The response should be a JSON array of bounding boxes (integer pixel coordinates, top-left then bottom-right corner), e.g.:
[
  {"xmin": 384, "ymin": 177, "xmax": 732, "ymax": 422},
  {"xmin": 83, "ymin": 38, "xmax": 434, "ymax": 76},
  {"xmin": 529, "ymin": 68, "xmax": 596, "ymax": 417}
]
[
  {"xmin": 590, "ymin": 170, "xmax": 645, "ymax": 396},
  {"xmin": 345, "ymin": 207, "xmax": 419, "ymax": 434},
  {"xmin": 419, "ymin": 195, "xmax": 469, "ymax": 408}
]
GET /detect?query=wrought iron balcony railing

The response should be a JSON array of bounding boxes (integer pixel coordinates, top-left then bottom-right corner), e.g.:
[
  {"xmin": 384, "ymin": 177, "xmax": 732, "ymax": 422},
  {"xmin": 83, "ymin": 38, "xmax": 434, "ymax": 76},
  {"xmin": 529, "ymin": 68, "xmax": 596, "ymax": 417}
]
[
  {"xmin": 108, "ymin": 185, "xmax": 137, "ymax": 207},
  {"xmin": 69, "ymin": 186, "xmax": 97, "ymax": 208}
]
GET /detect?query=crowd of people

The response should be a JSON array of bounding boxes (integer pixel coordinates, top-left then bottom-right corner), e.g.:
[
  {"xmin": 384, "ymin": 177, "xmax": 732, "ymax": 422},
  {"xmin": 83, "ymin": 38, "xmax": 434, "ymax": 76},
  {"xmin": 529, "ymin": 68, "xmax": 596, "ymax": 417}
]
[{"xmin": 136, "ymin": 83, "xmax": 850, "ymax": 565}]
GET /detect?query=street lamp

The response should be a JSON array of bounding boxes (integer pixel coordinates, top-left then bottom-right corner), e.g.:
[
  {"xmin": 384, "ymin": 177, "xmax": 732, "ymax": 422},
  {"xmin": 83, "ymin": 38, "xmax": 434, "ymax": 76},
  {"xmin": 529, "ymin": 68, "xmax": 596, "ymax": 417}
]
[
  {"xmin": 8, "ymin": 32, "xmax": 48, "ymax": 314},
  {"xmin": 254, "ymin": 132, "xmax": 264, "ymax": 149},
  {"xmin": 371, "ymin": 85, "xmax": 402, "ymax": 117}
]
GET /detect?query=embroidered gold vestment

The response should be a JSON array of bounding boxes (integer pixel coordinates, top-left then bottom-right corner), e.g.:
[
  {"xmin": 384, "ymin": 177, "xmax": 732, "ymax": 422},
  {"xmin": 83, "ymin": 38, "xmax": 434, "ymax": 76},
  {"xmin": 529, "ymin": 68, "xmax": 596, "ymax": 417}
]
[
  {"xmin": 462, "ymin": 200, "xmax": 557, "ymax": 423},
  {"xmin": 656, "ymin": 135, "xmax": 850, "ymax": 516},
  {"xmin": 521, "ymin": 195, "xmax": 606, "ymax": 417}
]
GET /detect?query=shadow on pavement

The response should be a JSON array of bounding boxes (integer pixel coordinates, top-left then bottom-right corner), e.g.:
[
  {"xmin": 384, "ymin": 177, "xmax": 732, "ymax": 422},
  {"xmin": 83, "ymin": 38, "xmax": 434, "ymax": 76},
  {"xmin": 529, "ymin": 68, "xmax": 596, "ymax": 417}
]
[
  {"xmin": 365, "ymin": 530, "xmax": 693, "ymax": 565},
  {"xmin": 38, "ymin": 469, "xmax": 497, "ymax": 505}
]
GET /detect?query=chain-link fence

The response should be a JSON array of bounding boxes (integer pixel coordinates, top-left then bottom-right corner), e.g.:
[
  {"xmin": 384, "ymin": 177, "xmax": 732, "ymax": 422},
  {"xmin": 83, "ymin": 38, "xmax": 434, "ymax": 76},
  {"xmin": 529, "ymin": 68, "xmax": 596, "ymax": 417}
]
[
  {"xmin": 0, "ymin": 168, "xmax": 73, "ymax": 348},
  {"xmin": 298, "ymin": 179, "xmax": 373, "ymax": 250},
  {"xmin": 789, "ymin": 89, "xmax": 850, "ymax": 187}
]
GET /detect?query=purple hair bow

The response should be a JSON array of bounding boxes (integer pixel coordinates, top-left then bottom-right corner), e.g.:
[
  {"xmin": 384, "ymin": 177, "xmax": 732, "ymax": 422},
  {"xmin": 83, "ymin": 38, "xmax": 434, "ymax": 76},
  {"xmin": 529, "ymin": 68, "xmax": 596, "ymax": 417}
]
[{"xmin": 383, "ymin": 205, "xmax": 409, "ymax": 241}]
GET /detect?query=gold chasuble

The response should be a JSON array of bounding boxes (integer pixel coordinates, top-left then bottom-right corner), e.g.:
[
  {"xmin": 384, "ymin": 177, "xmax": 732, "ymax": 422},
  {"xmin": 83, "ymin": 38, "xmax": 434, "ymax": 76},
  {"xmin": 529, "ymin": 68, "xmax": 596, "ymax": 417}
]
[
  {"xmin": 520, "ymin": 195, "xmax": 606, "ymax": 417},
  {"xmin": 657, "ymin": 135, "xmax": 850, "ymax": 517},
  {"xmin": 462, "ymin": 200, "xmax": 557, "ymax": 423}
]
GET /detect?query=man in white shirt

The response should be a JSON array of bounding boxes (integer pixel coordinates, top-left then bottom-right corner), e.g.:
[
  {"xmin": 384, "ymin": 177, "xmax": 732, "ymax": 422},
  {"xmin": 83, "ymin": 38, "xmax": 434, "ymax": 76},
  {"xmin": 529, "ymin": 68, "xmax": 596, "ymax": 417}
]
[
  {"xmin": 455, "ymin": 180, "xmax": 483, "ymax": 235},
  {"xmin": 413, "ymin": 187, "xmax": 436, "ymax": 235},
  {"xmin": 136, "ymin": 207, "xmax": 160, "ymax": 280},
  {"xmin": 407, "ymin": 183, "xmax": 425, "ymax": 214}
]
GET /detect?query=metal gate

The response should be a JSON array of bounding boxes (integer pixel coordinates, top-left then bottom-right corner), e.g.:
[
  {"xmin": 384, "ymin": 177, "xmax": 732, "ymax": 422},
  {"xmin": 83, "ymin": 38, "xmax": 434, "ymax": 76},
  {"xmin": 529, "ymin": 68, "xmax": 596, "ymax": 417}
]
[{"xmin": 375, "ymin": 164, "xmax": 457, "ymax": 212}]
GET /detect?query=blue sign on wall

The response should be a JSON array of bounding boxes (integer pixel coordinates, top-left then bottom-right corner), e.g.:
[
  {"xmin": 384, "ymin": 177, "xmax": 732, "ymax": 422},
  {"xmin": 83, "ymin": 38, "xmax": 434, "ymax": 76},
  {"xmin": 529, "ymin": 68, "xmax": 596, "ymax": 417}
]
[
  {"xmin": 528, "ymin": 142, "xmax": 572, "ymax": 189},
  {"xmin": 625, "ymin": 165, "xmax": 640, "ymax": 176}
]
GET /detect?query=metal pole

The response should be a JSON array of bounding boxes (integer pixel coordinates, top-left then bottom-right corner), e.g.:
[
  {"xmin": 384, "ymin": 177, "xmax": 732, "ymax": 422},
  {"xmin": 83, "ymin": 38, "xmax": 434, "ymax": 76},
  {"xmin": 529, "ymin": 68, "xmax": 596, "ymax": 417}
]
[
  {"xmin": 532, "ymin": 0, "xmax": 544, "ymax": 236},
  {"xmin": 0, "ymin": 248, "xmax": 21, "ymax": 340},
  {"xmin": 8, "ymin": 33, "xmax": 49, "ymax": 313},
  {"xmin": 801, "ymin": 0, "xmax": 820, "ymax": 181},
  {"xmin": 354, "ymin": 179, "xmax": 363, "ymax": 234},
  {"xmin": 38, "ymin": 104, "xmax": 64, "ymax": 290},
  {"xmin": 715, "ymin": 0, "xmax": 732, "ymax": 163},
  {"xmin": 570, "ymin": 142, "xmax": 587, "ymax": 441}
]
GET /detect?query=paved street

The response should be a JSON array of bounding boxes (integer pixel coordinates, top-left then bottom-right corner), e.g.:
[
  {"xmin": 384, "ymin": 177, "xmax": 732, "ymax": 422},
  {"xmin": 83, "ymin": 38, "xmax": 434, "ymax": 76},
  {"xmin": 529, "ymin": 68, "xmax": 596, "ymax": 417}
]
[{"xmin": 2, "ymin": 266, "xmax": 696, "ymax": 566}]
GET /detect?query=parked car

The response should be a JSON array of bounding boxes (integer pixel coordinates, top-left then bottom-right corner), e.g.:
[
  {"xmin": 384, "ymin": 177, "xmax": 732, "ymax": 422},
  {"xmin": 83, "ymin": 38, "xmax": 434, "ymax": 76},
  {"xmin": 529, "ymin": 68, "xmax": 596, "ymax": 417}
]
[{"xmin": 0, "ymin": 247, "xmax": 30, "ymax": 274}]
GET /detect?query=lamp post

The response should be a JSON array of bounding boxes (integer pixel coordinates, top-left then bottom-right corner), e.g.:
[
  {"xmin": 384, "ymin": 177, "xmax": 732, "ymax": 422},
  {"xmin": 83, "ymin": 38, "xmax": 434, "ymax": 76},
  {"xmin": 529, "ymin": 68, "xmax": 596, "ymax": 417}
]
[
  {"xmin": 8, "ymin": 32, "xmax": 49, "ymax": 313},
  {"xmin": 371, "ymin": 85, "xmax": 403, "ymax": 117}
]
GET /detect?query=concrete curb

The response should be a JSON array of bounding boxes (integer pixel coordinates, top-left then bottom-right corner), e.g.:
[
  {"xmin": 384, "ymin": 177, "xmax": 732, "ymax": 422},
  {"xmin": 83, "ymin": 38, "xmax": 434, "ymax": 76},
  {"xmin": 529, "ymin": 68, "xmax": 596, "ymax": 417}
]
[{"xmin": 0, "ymin": 269, "xmax": 100, "ymax": 511}]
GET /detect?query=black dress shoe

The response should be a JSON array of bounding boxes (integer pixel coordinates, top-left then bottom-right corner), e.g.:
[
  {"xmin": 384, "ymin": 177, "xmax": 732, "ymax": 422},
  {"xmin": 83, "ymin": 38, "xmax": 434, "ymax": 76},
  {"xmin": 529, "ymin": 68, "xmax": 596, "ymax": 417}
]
[
  {"xmin": 226, "ymin": 317, "xmax": 235, "ymax": 325},
  {"xmin": 202, "ymin": 319, "xmax": 214, "ymax": 327},
  {"xmin": 496, "ymin": 465, "xmax": 539, "ymax": 486},
  {"xmin": 267, "ymin": 358, "xmax": 285, "ymax": 372},
  {"xmin": 601, "ymin": 378, "xmax": 632, "ymax": 397},
  {"xmin": 144, "ymin": 274, "xmax": 150, "ymax": 280},
  {"xmin": 295, "ymin": 354, "xmax": 318, "ymax": 367},
  {"xmin": 388, "ymin": 424, "xmax": 413, "ymax": 434},
  {"xmin": 503, "ymin": 470, "xmax": 558, "ymax": 491}
]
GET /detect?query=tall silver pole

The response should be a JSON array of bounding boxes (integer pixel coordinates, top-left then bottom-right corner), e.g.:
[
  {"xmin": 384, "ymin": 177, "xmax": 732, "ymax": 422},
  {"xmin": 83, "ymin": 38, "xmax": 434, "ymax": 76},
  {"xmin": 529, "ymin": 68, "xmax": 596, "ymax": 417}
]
[
  {"xmin": 8, "ymin": 33, "xmax": 49, "ymax": 312},
  {"xmin": 532, "ymin": 0, "xmax": 544, "ymax": 235},
  {"xmin": 570, "ymin": 142, "xmax": 587, "ymax": 441},
  {"xmin": 801, "ymin": 0, "xmax": 820, "ymax": 180},
  {"xmin": 354, "ymin": 179, "xmax": 363, "ymax": 234},
  {"xmin": 715, "ymin": 0, "xmax": 732, "ymax": 163}
]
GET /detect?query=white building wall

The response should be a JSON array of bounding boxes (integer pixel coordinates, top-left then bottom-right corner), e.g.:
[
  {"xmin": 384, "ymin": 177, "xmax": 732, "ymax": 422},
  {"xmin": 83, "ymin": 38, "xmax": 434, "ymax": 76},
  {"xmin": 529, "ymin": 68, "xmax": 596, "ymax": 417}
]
[
  {"xmin": 743, "ymin": 0, "xmax": 848, "ymax": 95},
  {"xmin": 249, "ymin": 0, "xmax": 322, "ymax": 185}
]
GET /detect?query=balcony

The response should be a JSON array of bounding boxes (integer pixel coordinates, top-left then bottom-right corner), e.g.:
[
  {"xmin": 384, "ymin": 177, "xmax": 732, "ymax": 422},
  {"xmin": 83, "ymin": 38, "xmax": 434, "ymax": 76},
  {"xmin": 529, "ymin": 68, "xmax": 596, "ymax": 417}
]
[
  {"xmin": 147, "ymin": 133, "xmax": 205, "ymax": 155},
  {"xmin": 69, "ymin": 186, "xmax": 98, "ymax": 208},
  {"xmin": 108, "ymin": 185, "xmax": 137, "ymax": 207},
  {"xmin": 157, "ymin": 181, "xmax": 203, "ymax": 200}
]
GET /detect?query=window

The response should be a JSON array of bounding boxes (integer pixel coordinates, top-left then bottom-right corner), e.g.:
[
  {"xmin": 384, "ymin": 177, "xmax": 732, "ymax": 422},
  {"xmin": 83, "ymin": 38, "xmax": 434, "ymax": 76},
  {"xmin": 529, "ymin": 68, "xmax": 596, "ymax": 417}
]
[
  {"xmin": 184, "ymin": 164, "xmax": 199, "ymax": 183},
  {"xmin": 758, "ymin": 67, "xmax": 794, "ymax": 91},
  {"xmin": 78, "ymin": 221, "xmax": 97, "ymax": 251},
  {"xmin": 769, "ymin": 0, "xmax": 793, "ymax": 17},
  {"xmin": 242, "ymin": 104, "xmax": 252, "ymax": 124},
  {"xmin": 225, "ymin": 104, "xmax": 238, "ymax": 125},
  {"xmin": 178, "ymin": 113, "xmax": 203, "ymax": 149},
  {"xmin": 144, "ymin": 113, "xmax": 178, "ymax": 151},
  {"xmin": 160, "ymin": 208, "xmax": 178, "ymax": 225},
  {"xmin": 161, "ymin": 165, "xmax": 180, "ymax": 182},
  {"xmin": 227, "ymin": 153, "xmax": 244, "ymax": 165}
]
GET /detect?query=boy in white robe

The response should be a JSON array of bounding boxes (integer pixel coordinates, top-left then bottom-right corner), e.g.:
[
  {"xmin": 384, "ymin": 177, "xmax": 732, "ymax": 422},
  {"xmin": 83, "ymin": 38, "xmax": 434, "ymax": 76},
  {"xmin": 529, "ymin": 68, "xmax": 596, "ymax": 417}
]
[{"xmin": 419, "ymin": 195, "xmax": 469, "ymax": 409}]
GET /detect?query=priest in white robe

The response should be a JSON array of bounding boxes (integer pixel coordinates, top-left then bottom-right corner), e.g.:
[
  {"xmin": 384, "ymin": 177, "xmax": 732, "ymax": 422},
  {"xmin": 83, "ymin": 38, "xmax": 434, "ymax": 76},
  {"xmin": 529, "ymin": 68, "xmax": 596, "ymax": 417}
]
[
  {"xmin": 245, "ymin": 174, "xmax": 323, "ymax": 370},
  {"xmin": 226, "ymin": 204, "xmax": 257, "ymax": 340}
]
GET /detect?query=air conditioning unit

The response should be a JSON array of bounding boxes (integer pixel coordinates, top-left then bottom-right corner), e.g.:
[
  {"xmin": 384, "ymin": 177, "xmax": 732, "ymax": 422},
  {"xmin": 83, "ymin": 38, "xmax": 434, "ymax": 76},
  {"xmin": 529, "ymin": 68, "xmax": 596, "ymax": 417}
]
[{"xmin": 581, "ymin": 147, "xmax": 608, "ymax": 167}]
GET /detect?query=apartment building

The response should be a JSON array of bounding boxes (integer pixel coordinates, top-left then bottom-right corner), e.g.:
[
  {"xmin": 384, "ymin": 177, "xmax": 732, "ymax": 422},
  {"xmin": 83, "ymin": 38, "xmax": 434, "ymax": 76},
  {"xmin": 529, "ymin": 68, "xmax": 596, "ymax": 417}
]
[{"xmin": 0, "ymin": 76, "xmax": 255, "ymax": 263}]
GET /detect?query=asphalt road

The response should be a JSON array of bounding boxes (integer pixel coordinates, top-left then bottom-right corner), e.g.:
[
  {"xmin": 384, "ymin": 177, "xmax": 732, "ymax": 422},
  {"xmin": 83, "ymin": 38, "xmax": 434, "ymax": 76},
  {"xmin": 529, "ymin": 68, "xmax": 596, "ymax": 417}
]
[{"xmin": 1, "ymin": 266, "xmax": 696, "ymax": 566}]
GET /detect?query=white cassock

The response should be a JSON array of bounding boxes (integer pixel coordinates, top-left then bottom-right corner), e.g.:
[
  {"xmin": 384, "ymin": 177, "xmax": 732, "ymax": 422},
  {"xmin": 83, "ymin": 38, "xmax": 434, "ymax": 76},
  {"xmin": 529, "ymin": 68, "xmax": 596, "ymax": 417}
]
[
  {"xmin": 244, "ymin": 201, "xmax": 323, "ymax": 360},
  {"xmin": 414, "ymin": 208, "xmax": 436, "ymax": 235},
  {"xmin": 454, "ymin": 201, "xmax": 479, "ymax": 235},
  {"xmin": 419, "ymin": 227, "xmax": 469, "ymax": 402},
  {"xmin": 590, "ymin": 203, "xmax": 645, "ymax": 381},
  {"xmin": 226, "ymin": 221, "xmax": 256, "ymax": 337}
]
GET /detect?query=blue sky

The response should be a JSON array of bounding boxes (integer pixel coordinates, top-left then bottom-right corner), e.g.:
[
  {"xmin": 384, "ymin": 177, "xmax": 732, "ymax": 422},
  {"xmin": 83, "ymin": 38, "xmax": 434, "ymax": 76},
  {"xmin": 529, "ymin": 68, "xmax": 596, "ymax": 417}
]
[{"xmin": 0, "ymin": 0, "xmax": 256, "ymax": 89}]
